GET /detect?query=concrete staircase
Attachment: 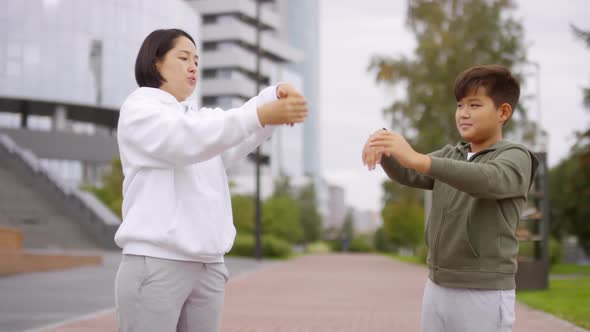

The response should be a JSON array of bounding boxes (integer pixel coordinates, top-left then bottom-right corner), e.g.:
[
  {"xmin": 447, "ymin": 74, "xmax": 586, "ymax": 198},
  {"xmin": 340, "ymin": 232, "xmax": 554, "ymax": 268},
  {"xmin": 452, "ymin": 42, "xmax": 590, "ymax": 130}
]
[
  {"xmin": 0, "ymin": 134, "xmax": 120, "ymax": 250},
  {"xmin": 0, "ymin": 166, "xmax": 102, "ymax": 249}
]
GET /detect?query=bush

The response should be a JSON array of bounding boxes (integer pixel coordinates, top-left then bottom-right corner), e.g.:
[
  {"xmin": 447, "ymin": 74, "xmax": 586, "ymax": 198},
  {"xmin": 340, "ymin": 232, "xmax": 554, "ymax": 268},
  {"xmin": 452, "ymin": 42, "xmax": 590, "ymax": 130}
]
[
  {"xmin": 263, "ymin": 235, "xmax": 292, "ymax": 258},
  {"xmin": 263, "ymin": 195, "xmax": 303, "ymax": 244},
  {"xmin": 231, "ymin": 194, "xmax": 254, "ymax": 234},
  {"xmin": 228, "ymin": 234, "xmax": 292, "ymax": 258},
  {"xmin": 518, "ymin": 238, "xmax": 562, "ymax": 266},
  {"xmin": 518, "ymin": 241, "xmax": 534, "ymax": 259},
  {"xmin": 550, "ymin": 237, "xmax": 563, "ymax": 266},
  {"xmin": 304, "ymin": 242, "xmax": 332, "ymax": 254},
  {"xmin": 416, "ymin": 244, "xmax": 428, "ymax": 264},
  {"xmin": 83, "ymin": 157, "xmax": 123, "ymax": 218},
  {"xmin": 382, "ymin": 201, "xmax": 424, "ymax": 252},
  {"xmin": 327, "ymin": 239, "xmax": 342, "ymax": 252},
  {"xmin": 349, "ymin": 235, "xmax": 375, "ymax": 253},
  {"xmin": 374, "ymin": 226, "xmax": 394, "ymax": 253},
  {"xmin": 228, "ymin": 235, "xmax": 255, "ymax": 257}
]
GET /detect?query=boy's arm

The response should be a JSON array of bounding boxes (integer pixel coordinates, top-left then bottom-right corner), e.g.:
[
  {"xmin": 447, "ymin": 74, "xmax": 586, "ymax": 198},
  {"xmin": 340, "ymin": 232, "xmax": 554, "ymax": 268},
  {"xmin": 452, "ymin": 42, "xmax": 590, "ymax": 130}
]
[
  {"xmin": 368, "ymin": 131, "xmax": 534, "ymax": 199},
  {"xmin": 425, "ymin": 147, "xmax": 534, "ymax": 199},
  {"xmin": 380, "ymin": 148, "xmax": 448, "ymax": 190}
]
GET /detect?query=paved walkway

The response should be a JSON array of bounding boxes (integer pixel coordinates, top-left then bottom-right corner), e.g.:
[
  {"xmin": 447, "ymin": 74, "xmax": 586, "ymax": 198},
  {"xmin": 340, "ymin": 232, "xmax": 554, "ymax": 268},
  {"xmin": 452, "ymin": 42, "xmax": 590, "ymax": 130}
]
[
  {"xmin": 0, "ymin": 254, "xmax": 272, "ymax": 332},
  {"xmin": 42, "ymin": 254, "xmax": 587, "ymax": 332}
]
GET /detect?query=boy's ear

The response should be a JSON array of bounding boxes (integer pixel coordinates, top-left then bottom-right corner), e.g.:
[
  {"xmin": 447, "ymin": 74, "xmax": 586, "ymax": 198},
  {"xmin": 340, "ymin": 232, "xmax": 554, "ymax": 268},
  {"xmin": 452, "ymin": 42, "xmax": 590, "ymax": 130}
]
[{"xmin": 499, "ymin": 103, "xmax": 513, "ymax": 125}]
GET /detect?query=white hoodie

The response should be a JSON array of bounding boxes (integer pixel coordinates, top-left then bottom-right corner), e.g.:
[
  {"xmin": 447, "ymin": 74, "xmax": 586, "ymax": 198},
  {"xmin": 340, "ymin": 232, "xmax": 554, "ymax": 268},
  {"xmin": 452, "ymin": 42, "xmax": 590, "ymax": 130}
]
[{"xmin": 114, "ymin": 86, "xmax": 278, "ymax": 263}]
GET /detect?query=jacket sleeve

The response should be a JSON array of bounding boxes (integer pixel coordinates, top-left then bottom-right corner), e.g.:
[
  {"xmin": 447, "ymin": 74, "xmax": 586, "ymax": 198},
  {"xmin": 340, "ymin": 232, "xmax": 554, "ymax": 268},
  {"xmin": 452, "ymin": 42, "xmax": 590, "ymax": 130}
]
[
  {"xmin": 427, "ymin": 147, "xmax": 534, "ymax": 199},
  {"xmin": 221, "ymin": 86, "xmax": 278, "ymax": 169},
  {"xmin": 380, "ymin": 146, "xmax": 451, "ymax": 190},
  {"xmin": 118, "ymin": 90, "xmax": 267, "ymax": 168}
]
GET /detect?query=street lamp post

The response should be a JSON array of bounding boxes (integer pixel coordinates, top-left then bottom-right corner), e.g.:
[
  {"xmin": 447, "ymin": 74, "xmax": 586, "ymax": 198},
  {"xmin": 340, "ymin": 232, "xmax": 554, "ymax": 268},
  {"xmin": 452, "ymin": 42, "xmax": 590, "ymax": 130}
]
[{"xmin": 254, "ymin": 0, "xmax": 263, "ymax": 260}]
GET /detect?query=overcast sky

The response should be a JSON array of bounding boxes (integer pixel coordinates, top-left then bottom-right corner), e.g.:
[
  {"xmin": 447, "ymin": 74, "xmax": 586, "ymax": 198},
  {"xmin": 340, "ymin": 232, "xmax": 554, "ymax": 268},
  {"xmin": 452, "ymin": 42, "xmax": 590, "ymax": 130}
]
[{"xmin": 319, "ymin": 0, "xmax": 590, "ymax": 212}]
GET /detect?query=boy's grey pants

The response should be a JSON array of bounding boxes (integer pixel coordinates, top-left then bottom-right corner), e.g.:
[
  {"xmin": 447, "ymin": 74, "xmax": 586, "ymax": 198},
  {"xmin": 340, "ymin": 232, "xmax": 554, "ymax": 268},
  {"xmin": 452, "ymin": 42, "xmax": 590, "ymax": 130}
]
[
  {"xmin": 115, "ymin": 254, "xmax": 229, "ymax": 332},
  {"xmin": 421, "ymin": 278, "xmax": 515, "ymax": 332}
]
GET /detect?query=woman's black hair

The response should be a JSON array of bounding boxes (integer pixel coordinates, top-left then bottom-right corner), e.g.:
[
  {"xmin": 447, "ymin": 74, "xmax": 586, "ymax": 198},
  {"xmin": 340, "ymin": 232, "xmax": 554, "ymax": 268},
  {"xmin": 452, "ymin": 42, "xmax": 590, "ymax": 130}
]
[{"xmin": 134, "ymin": 29, "xmax": 196, "ymax": 88}]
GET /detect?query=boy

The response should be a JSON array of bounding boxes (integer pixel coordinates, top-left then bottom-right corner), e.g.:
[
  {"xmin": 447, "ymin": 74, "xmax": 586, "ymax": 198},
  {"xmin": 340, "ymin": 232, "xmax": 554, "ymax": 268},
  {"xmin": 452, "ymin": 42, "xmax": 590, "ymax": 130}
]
[{"xmin": 363, "ymin": 65, "xmax": 538, "ymax": 332}]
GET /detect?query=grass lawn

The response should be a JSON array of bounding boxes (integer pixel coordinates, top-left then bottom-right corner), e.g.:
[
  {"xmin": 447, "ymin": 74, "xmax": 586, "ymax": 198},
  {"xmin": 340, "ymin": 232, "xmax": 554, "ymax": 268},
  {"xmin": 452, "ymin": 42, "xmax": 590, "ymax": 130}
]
[
  {"xmin": 387, "ymin": 253, "xmax": 425, "ymax": 265},
  {"xmin": 550, "ymin": 263, "xmax": 590, "ymax": 275},
  {"xmin": 517, "ymin": 277, "xmax": 590, "ymax": 329}
]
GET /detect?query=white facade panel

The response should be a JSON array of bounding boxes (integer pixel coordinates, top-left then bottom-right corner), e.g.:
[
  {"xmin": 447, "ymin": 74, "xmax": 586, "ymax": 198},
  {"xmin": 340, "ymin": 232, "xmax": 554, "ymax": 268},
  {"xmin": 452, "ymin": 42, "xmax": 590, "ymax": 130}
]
[
  {"xmin": 201, "ymin": 21, "xmax": 304, "ymax": 63},
  {"xmin": 201, "ymin": 49, "xmax": 279, "ymax": 79},
  {"xmin": 191, "ymin": 0, "xmax": 280, "ymax": 30},
  {"xmin": 0, "ymin": 0, "xmax": 201, "ymax": 110},
  {"xmin": 200, "ymin": 76, "xmax": 257, "ymax": 99}
]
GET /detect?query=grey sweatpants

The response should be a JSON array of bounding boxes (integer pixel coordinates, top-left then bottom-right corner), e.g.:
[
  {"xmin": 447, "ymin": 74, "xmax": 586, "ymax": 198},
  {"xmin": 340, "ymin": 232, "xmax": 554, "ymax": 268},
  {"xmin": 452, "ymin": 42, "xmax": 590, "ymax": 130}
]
[
  {"xmin": 115, "ymin": 254, "xmax": 229, "ymax": 332},
  {"xmin": 420, "ymin": 279, "xmax": 515, "ymax": 332}
]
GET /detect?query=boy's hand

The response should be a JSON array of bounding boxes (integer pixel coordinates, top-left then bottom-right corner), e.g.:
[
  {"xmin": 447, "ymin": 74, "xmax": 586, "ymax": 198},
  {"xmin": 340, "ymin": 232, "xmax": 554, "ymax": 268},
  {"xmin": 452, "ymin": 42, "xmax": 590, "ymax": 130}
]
[
  {"xmin": 362, "ymin": 129, "xmax": 387, "ymax": 170},
  {"xmin": 368, "ymin": 131, "xmax": 431, "ymax": 173}
]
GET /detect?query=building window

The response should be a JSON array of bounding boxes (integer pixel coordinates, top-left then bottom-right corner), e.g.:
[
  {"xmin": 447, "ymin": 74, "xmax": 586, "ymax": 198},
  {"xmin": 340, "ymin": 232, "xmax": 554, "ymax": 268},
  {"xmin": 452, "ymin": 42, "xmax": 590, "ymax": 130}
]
[
  {"xmin": 202, "ymin": 96, "xmax": 218, "ymax": 107},
  {"xmin": 203, "ymin": 42, "xmax": 218, "ymax": 51},
  {"xmin": 203, "ymin": 16, "xmax": 217, "ymax": 24},
  {"xmin": 202, "ymin": 69, "xmax": 217, "ymax": 79}
]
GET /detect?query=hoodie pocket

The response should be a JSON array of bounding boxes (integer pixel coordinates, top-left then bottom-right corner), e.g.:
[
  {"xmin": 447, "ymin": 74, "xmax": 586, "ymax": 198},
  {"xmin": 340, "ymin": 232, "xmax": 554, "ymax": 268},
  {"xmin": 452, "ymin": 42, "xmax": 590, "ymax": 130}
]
[{"xmin": 436, "ymin": 210, "xmax": 480, "ymax": 269}]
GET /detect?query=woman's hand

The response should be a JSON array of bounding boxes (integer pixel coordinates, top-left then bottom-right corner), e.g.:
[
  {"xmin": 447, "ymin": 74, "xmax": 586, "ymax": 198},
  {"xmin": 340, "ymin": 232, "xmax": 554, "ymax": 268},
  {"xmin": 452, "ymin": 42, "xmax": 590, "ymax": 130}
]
[
  {"xmin": 276, "ymin": 84, "xmax": 305, "ymax": 126},
  {"xmin": 277, "ymin": 84, "xmax": 303, "ymax": 100},
  {"xmin": 258, "ymin": 85, "xmax": 308, "ymax": 126}
]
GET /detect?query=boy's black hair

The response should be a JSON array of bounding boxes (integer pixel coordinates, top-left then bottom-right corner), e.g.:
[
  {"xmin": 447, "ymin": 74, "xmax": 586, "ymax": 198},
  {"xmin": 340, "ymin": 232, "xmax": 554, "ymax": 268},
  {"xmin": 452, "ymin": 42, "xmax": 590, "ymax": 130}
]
[{"xmin": 454, "ymin": 65, "xmax": 520, "ymax": 115}]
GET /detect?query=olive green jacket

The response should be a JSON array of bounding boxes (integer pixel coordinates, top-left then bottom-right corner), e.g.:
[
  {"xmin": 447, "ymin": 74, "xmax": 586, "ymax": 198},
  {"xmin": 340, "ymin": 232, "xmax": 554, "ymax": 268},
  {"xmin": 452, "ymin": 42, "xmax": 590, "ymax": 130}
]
[{"xmin": 381, "ymin": 140, "xmax": 538, "ymax": 289}]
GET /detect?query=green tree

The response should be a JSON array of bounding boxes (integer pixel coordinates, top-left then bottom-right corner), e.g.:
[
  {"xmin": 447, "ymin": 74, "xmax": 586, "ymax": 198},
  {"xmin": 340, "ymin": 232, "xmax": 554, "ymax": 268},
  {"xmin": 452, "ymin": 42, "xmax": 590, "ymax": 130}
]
[
  {"xmin": 86, "ymin": 157, "xmax": 123, "ymax": 218},
  {"xmin": 549, "ymin": 24, "xmax": 590, "ymax": 255},
  {"xmin": 373, "ymin": 226, "xmax": 391, "ymax": 252},
  {"xmin": 549, "ymin": 145, "xmax": 590, "ymax": 255},
  {"xmin": 381, "ymin": 201, "xmax": 424, "ymax": 252},
  {"xmin": 231, "ymin": 194, "xmax": 254, "ymax": 234},
  {"xmin": 262, "ymin": 176, "xmax": 303, "ymax": 243},
  {"xmin": 369, "ymin": 0, "xmax": 532, "ymax": 153},
  {"xmin": 297, "ymin": 181, "xmax": 323, "ymax": 243},
  {"xmin": 381, "ymin": 181, "xmax": 423, "ymax": 207},
  {"xmin": 263, "ymin": 196, "xmax": 302, "ymax": 243},
  {"xmin": 379, "ymin": 177, "xmax": 425, "ymax": 253}
]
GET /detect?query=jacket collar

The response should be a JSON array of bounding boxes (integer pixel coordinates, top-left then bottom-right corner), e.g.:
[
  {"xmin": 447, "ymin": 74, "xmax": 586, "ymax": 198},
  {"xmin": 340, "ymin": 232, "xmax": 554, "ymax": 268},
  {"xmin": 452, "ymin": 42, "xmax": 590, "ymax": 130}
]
[{"xmin": 455, "ymin": 140, "xmax": 509, "ymax": 158}]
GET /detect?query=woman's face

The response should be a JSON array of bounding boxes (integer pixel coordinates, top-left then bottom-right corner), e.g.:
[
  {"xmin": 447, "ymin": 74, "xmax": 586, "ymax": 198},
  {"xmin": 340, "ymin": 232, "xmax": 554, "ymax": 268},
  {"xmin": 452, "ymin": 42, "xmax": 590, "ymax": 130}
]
[{"xmin": 156, "ymin": 36, "xmax": 198, "ymax": 102}]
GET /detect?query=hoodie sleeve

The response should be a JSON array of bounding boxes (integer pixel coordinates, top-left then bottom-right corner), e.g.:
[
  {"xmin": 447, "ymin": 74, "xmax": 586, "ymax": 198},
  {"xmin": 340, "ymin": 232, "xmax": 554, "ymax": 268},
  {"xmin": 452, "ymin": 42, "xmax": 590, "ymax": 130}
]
[
  {"xmin": 428, "ymin": 146, "xmax": 537, "ymax": 199},
  {"xmin": 117, "ymin": 90, "xmax": 265, "ymax": 168},
  {"xmin": 380, "ymin": 146, "xmax": 451, "ymax": 190},
  {"xmin": 221, "ymin": 85, "xmax": 278, "ymax": 169}
]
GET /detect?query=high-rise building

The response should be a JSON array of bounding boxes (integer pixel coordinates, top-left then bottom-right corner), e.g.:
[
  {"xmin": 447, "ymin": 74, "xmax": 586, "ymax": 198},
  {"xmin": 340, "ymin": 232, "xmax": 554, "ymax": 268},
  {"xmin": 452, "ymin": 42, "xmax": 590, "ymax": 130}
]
[
  {"xmin": 0, "ymin": 0, "xmax": 201, "ymax": 185},
  {"xmin": 283, "ymin": 0, "xmax": 320, "ymax": 177},
  {"xmin": 281, "ymin": 0, "xmax": 329, "ymax": 219},
  {"xmin": 326, "ymin": 184, "xmax": 347, "ymax": 230},
  {"xmin": 186, "ymin": 0, "xmax": 307, "ymax": 197}
]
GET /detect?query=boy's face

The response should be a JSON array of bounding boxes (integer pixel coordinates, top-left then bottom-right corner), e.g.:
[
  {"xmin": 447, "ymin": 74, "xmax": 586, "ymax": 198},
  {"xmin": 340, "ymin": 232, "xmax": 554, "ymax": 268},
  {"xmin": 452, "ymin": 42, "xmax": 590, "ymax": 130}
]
[{"xmin": 455, "ymin": 87, "xmax": 509, "ymax": 144}]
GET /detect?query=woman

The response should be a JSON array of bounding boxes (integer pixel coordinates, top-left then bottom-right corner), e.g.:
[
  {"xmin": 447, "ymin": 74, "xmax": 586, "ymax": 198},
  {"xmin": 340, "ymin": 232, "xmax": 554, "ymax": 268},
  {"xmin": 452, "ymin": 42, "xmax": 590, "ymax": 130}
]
[{"xmin": 114, "ymin": 29, "xmax": 307, "ymax": 332}]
